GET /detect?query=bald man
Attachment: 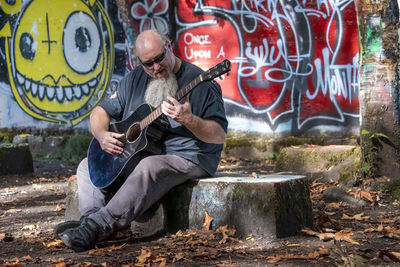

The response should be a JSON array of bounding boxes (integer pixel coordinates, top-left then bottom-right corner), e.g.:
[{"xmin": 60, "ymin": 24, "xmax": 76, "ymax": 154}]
[{"xmin": 58, "ymin": 30, "xmax": 228, "ymax": 252}]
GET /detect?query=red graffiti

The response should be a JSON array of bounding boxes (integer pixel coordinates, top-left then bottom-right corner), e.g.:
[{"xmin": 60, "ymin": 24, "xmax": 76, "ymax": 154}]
[
  {"xmin": 126, "ymin": 0, "xmax": 359, "ymax": 131},
  {"xmin": 175, "ymin": 0, "xmax": 359, "ymax": 130}
]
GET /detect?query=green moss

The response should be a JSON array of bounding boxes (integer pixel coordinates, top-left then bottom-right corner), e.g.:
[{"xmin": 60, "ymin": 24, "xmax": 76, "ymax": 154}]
[
  {"xmin": 273, "ymin": 179, "xmax": 313, "ymax": 236},
  {"xmin": 383, "ymin": 180, "xmax": 400, "ymax": 200},
  {"xmin": 276, "ymin": 146, "xmax": 361, "ymax": 173},
  {"xmin": 225, "ymin": 131, "xmax": 270, "ymax": 150},
  {"xmin": 276, "ymin": 136, "xmax": 324, "ymax": 147},
  {"xmin": 231, "ymin": 185, "xmax": 244, "ymax": 202},
  {"xmin": 57, "ymin": 134, "xmax": 92, "ymax": 163},
  {"xmin": 275, "ymin": 149, "xmax": 291, "ymax": 170}
]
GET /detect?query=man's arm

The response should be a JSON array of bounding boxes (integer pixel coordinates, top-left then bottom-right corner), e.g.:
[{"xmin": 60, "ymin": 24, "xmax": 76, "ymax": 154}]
[
  {"xmin": 90, "ymin": 106, "xmax": 125, "ymax": 155},
  {"xmin": 161, "ymin": 96, "xmax": 226, "ymax": 144}
]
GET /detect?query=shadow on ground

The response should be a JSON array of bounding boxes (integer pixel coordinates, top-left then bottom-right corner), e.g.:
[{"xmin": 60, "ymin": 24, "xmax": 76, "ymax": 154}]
[{"xmin": 0, "ymin": 158, "xmax": 399, "ymax": 266}]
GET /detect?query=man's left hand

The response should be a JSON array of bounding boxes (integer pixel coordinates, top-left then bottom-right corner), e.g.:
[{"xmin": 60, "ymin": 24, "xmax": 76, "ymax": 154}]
[{"xmin": 161, "ymin": 95, "xmax": 192, "ymax": 125}]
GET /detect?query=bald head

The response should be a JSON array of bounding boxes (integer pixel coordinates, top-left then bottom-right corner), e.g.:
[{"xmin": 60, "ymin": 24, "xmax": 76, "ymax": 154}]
[{"xmin": 135, "ymin": 30, "xmax": 165, "ymax": 56}]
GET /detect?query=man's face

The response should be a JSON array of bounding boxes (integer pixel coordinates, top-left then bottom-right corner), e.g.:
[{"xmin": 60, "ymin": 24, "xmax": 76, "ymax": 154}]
[{"xmin": 137, "ymin": 42, "xmax": 172, "ymax": 79}]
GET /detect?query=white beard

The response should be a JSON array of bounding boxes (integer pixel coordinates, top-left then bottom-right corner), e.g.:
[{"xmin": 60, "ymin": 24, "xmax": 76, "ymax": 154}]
[{"xmin": 145, "ymin": 71, "xmax": 178, "ymax": 108}]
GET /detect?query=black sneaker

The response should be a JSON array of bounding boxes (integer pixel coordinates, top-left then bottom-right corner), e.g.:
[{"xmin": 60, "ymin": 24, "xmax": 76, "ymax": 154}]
[
  {"xmin": 54, "ymin": 220, "xmax": 81, "ymax": 239},
  {"xmin": 59, "ymin": 218, "xmax": 111, "ymax": 252},
  {"xmin": 54, "ymin": 215, "xmax": 92, "ymax": 239}
]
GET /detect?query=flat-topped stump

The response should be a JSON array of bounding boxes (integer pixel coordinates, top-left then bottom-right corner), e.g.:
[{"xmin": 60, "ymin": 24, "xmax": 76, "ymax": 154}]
[{"xmin": 65, "ymin": 174, "xmax": 313, "ymax": 240}]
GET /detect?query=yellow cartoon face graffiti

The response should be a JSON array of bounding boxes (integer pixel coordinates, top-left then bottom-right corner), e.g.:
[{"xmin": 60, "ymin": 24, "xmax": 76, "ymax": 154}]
[{"xmin": 6, "ymin": 0, "xmax": 113, "ymax": 125}]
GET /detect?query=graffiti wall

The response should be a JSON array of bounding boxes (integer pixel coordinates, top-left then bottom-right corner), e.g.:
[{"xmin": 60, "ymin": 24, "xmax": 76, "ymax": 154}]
[
  {"xmin": 0, "ymin": 0, "xmax": 360, "ymax": 136},
  {"xmin": 173, "ymin": 0, "xmax": 360, "ymax": 134},
  {"xmin": 0, "ymin": 0, "xmax": 128, "ymax": 129}
]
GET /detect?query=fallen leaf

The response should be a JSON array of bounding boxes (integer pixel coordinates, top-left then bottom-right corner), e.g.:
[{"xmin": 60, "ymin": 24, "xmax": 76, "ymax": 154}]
[
  {"xmin": 216, "ymin": 224, "xmax": 236, "ymax": 244},
  {"xmin": 318, "ymin": 248, "xmax": 330, "ymax": 255},
  {"xmin": 110, "ymin": 243, "xmax": 126, "ymax": 250},
  {"xmin": 173, "ymin": 252, "xmax": 185, "ymax": 262},
  {"xmin": 354, "ymin": 190, "xmax": 374, "ymax": 202},
  {"xmin": 202, "ymin": 211, "xmax": 213, "ymax": 231},
  {"xmin": 301, "ymin": 228, "xmax": 355, "ymax": 243},
  {"xmin": 325, "ymin": 202, "xmax": 341, "ymax": 209},
  {"xmin": 334, "ymin": 230, "xmax": 355, "ymax": 243},
  {"xmin": 21, "ymin": 224, "xmax": 39, "ymax": 231},
  {"xmin": 54, "ymin": 203, "xmax": 64, "ymax": 212},
  {"xmin": 341, "ymin": 213, "xmax": 370, "ymax": 221},
  {"xmin": 153, "ymin": 257, "xmax": 167, "ymax": 267},
  {"xmin": 88, "ymin": 248, "xmax": 106, "ymax": 256},
  {"xmin": 266, "ymin": 251, "xmax": 320, "ymax": 263},
  {"xmin": 316, "ymin": 213, "xmax": 343, "ymax": 230},
  {"xmin": 137, "ymin": 248, "xmax": 154, "ymax": 264},
  {"xmin": 266, "ymin": 255, "xmax": 281, "ymax": 263},
  {"xmin": 53, "ymin": 261, "xmax": 67, "ymax": 267},
  {"xmin": 46, "ymin": 239, "xmax": 64, "ymax": 248}
]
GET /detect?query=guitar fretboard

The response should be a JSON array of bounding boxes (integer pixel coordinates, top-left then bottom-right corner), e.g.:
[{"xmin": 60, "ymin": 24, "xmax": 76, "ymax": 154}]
[{"xmin": 139, "ymin": 75, "xmax": 203, "ymax": 129}]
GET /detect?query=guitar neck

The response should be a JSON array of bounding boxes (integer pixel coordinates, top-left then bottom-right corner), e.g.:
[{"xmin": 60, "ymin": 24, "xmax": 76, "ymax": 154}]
[{"xmin": 139, "ymin": 75, "xmax": 203, "ymax": 129}]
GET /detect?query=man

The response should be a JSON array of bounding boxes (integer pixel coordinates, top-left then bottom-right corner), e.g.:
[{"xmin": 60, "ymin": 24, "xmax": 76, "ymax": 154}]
[{"xmin": 57, "ymin": 29, "xmax": 228, "ymax": 252}]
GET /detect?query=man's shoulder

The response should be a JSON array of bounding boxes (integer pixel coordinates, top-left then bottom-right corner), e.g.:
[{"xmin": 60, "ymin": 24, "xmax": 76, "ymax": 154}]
[
  {"xmin": 181, "ymin": 60, "xmax": 203, "ymax": 75},
  {"xmin": 122, "ymin": 65, "xmax": 146, "ymax": 81},
  {"xmin": 117, "ymin": 66, "xmax": 147, "ymax": 89}
]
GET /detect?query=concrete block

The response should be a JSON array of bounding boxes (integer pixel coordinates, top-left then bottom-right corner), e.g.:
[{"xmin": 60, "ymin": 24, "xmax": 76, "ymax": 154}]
[
  {"xmin": 65, "ymin": 174, "xmax": 312, "ymax": 239},
  {"xmin": 0, "ymin": 143, "xmax": 33, "ymax": 175},
  {"xmin": 275, "ymin": 145, "xmax": 360, "ymax": 182},
  {"xmin": 13, "ymin": 135, "xmax": 64, "ymax": 157},
  {"xmin": 64, "ymin": 177, "xmax": 80, "ymax": 221},
  {"xmin": 164, "ymin": 175, "xmax": 312, "ymax": 238}
]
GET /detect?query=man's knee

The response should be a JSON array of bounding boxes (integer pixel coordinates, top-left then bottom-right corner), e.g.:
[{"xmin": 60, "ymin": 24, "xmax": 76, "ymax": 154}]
[
  {"xmin": 77, "ymin": 158, "xmax": 88, "ymax": 173},
  {"xmin": 135, "ymin": 156, "xmax": 161, "ymax": 172}
]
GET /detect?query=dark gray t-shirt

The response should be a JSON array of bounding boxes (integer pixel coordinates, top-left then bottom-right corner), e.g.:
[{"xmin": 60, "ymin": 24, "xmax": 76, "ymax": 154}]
[{"xmin": 99, "ymin": 60, "xmax": 228, "ymax": 176}]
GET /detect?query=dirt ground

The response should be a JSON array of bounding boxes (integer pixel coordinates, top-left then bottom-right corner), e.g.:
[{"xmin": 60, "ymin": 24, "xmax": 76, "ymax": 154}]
[{"xmin": 0, "ymin": 158, "xmax": 399, "ymax": 266}]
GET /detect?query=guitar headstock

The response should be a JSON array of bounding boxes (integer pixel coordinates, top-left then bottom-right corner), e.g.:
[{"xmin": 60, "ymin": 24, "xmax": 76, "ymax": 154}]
[{"xmin": 201, "ymin": 59, "xmax": 232, "ymax": 82}]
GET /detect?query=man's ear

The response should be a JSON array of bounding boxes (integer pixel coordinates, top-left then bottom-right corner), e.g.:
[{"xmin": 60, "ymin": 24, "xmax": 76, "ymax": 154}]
[{"xmin": 166, "ymin": 40, "xmax": 173, "ymax": 50}]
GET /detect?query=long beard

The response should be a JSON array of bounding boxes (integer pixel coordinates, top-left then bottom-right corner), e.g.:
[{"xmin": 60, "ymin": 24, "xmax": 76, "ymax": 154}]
[{"xmin": 145, "ymin": 71, "xmax": 178, "ymax": 108}]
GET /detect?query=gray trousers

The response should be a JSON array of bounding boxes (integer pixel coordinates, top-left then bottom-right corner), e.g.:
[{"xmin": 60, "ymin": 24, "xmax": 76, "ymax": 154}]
[{"xmin": 77, "ymin": 154, "xmax": 207, "ymax": 232}]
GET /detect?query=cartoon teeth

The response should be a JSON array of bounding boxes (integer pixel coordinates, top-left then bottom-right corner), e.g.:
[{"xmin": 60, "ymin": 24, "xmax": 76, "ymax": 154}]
[
  {"xmin": 5, "ymin": 0, "xmax": 114, "ymax": 125},
  {"xmin": 16, "ymin": 71, "xmax": 98, "ymax": 102}
]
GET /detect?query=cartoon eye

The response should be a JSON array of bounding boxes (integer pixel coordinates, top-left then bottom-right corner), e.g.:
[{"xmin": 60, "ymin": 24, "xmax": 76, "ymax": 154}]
[
  {"xmin": 75, "ymin": 27, "xmax": 91, "ymax": 53},
  {"xmin": 19, "ymin": 33, "xmax": 36, "ymax": 60},
  {"xmin": 63, "ymin": 11, "xmax": 101, "ymax": 74}
]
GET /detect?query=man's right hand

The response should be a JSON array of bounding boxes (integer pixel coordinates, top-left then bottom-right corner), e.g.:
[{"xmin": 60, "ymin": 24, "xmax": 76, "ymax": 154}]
[{"xmin": 98, "ymin": 132, "xmax": 125, "ymax": 155}]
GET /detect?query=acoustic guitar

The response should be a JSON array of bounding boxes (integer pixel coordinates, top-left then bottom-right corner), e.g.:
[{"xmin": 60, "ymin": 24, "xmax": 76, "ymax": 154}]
[{"xmin": 87, "ymin": 59, "xmax": 232, "ymax": 189}]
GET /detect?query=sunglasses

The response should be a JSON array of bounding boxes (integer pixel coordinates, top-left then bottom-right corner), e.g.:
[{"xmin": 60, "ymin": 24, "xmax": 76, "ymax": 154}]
[{"xmin": 139, "ymin": 45, "xmax": 167, "ymax": 68}]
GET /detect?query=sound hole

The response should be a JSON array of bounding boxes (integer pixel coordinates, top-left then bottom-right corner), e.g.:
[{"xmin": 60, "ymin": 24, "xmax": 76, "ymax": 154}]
[{"xmin": 126, "ymin": 123, "xmax": 141, "ymax": 143}]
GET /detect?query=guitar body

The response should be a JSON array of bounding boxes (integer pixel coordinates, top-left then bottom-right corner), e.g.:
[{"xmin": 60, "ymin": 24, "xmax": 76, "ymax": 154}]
[{"xmin": 88, "ymin": 104, "xmax": 161, "ymax": 189}]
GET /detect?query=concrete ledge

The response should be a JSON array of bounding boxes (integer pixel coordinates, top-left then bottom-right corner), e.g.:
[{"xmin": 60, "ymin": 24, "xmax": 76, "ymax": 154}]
[
  {"xmin": 275, "ymin": 145, "xmax": 360, "ymax": 182},
  {"xmin": 0, "ymin": 143, "xmax": 33, "ymax": 175},
  {"xmin": 65, "ymin": 174, "xmax": 313, "ymax": 239}
]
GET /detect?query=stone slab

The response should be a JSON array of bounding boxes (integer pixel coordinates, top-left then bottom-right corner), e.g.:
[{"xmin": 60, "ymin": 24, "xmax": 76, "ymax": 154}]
[
  {"xmin": 0, "ymin": 143, "xmax": 33, "ymax": 175},
  {"xmin": 275, "ymin": 145, "xmax": 360, "ymax": 183},
  {"xmin": 65, "ymin": 174, "xmax": 313, "ymax": 239}
]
